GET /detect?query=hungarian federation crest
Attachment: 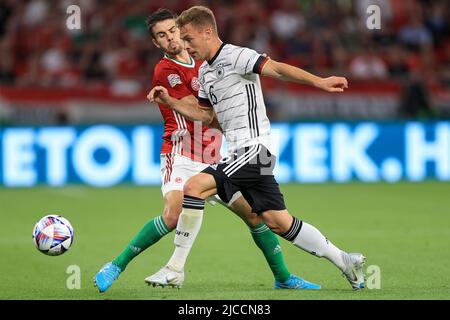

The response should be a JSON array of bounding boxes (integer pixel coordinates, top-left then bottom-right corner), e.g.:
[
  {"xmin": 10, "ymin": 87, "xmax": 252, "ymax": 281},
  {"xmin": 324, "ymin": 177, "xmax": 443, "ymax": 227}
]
[{"xmin": 191, "ymin": 77, "xmax": 200, "ymax": 91}]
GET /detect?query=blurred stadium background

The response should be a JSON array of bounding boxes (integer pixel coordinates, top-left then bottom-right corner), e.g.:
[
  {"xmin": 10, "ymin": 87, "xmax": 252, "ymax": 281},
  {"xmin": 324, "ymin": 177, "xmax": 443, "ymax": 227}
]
[
  {"xmin": 0, "ymin": 0, "xmax": 449, "ymax": 125},
  {"xmin": 0, "ymin": 0, "xmax": 450, "ymax": 299}
]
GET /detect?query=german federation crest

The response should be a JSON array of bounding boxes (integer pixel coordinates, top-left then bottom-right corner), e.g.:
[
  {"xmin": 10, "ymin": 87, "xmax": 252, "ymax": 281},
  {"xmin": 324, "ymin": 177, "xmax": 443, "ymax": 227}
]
[{"xmin": 216, "ymin": 63, "xmax": 225, "ymax": 79}]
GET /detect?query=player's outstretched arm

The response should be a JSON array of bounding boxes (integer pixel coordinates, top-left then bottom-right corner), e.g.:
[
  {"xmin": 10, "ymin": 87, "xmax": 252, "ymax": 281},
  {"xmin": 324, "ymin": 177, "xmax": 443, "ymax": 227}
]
[
  {"xmin": 147, "ymin": 86, "xmax": 215, "ymax": 125},
  {"xmin": 261, "ymin": 59, "xmax": 348, "ymax": 93}
]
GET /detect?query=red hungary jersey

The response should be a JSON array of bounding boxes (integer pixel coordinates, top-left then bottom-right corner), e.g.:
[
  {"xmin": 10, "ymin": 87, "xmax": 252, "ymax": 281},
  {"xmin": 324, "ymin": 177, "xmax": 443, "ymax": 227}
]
[{"xmin": 152, "ymin": 54, "xmax": 221, "ymax": 164}]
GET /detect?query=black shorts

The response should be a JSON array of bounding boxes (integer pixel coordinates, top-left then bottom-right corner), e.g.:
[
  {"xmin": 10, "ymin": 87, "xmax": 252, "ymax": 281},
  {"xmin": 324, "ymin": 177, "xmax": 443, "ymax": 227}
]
[{"xmin": 202, "ymin": 144, "xmax": 286, "ymax": 214}]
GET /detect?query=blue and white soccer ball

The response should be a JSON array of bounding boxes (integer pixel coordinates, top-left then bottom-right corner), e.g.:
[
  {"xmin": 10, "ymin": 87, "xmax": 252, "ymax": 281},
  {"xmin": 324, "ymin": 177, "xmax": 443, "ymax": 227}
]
[{"xmin": 32, "ymin": 215, "xmax": 74, "ymax": 256}]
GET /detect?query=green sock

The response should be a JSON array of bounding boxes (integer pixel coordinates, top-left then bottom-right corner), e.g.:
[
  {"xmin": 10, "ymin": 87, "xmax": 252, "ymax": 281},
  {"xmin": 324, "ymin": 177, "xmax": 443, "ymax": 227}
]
[
  {"xmin": 112, "ymin": 215, "xmax": 171, "ymax": 271},
  {"xmin": 250, "ymin": 223, "xmax": 291, "ymax": 283}
]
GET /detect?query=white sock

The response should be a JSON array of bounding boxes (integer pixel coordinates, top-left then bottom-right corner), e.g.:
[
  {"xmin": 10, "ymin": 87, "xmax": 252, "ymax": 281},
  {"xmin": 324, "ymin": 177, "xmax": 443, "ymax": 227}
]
[
  {"xmin": 283, "ymin": 217, "xmax": 347, "ymax": 272},
  {"xmin": 166, "ymin": 196, "xmax": 204, "ymax": 272}
]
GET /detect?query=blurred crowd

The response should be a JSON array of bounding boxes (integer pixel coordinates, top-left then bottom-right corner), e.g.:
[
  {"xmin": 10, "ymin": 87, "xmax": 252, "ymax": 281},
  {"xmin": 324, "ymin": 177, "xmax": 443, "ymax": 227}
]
[{"xmin": 0, "ymin": 0, "xmax": 449, "ymax": 93}]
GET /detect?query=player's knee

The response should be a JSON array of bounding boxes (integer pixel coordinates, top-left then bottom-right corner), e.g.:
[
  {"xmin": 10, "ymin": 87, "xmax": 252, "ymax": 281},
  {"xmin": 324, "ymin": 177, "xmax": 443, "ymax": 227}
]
[
  {"xmin": 244, "ymin": 214, "xmax": 263, "ymax": 228},
  {"xmin": 183, "ymin": 179, "xmax": 201, "ymax": 197},
  {"xmin": 264, "ymin": 221, "xmax": 284, "ymax": 235}
]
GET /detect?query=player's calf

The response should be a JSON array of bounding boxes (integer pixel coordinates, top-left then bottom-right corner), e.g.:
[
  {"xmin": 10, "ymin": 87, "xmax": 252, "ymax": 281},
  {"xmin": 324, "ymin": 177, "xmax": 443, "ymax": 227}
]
[
  {"xmin": 161, "ymin": 205, "xmax": 182, "ymax": 230},
  {"xmin": 265, "ymin": 212, "xmax": 367, "ymax": 290},
  {"xmin": 161, "ymin": 190, "xmax": 184, "ymax": 230}
]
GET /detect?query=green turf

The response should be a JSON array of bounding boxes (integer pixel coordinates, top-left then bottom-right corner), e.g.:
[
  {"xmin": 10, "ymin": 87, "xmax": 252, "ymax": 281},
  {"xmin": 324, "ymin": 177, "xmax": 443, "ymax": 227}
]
[{"xmin": 1, "ymin": 182, "xmax": 449, "ymax": 300}]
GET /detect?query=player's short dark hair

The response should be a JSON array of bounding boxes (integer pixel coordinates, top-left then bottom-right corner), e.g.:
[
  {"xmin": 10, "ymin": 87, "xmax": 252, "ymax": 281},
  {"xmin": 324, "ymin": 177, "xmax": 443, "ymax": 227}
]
[
  {"xmin": 176, "ymin": 6, "xmax": 217, "ymax": 34},
  {"xmin": 146, "ymin": 8, "xmax": 177, "ymax": 39}
]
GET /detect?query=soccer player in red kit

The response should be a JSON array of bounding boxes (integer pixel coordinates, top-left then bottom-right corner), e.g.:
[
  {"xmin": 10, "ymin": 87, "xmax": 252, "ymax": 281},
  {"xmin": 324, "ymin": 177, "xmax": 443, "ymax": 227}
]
[{"xmin": 94, "ymin": 9, "xmax": 308, "ymax": 293}]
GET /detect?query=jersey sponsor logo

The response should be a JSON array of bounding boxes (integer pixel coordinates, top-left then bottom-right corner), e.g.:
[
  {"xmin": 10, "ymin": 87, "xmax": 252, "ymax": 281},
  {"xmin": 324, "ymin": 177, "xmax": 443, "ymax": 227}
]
[
  {"xmin": 175, "ymin": 177, "xmax": 183, "ymax": 183},
  {"xmin": 167, "ymin": 74, "xmax": 182, "ymax": 88},
  {"xmin": 191, "ymin": 77, "xmax": 200, "ymax": 91}
]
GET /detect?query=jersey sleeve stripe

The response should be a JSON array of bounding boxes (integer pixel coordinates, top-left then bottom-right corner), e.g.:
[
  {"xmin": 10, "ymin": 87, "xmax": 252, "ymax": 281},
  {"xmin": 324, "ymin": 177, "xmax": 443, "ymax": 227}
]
[{"xmin": 252, "ymin": 55, "xmax": 269, "ymax": 74}]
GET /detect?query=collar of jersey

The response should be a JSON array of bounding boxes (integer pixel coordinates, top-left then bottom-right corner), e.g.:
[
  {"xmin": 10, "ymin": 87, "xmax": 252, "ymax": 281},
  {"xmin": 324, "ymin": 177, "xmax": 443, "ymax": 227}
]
[
  {"xmin": 164, "ymin": 54, "xmax": 195, "ymax": 68},
  {"xmin": 207, "ymin": 42, "xmax": 226, "ymax": 65}
]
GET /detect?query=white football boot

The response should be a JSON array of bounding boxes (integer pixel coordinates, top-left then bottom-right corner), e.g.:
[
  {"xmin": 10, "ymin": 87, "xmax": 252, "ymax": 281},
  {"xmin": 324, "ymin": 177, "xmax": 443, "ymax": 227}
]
[
  {"xmin": 145, "ymin": 266, "xmax": 184, "ymax": 288},
  {"xmin": 342, "ymin": 252, "xmax": 366, "ymax": 290}
]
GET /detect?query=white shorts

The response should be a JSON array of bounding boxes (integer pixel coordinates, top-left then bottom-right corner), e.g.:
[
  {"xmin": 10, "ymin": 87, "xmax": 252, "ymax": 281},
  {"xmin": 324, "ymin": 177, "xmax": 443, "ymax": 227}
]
[{"xmin": 160, "ymin": 153, "xmax": 241, "ymax": 206}]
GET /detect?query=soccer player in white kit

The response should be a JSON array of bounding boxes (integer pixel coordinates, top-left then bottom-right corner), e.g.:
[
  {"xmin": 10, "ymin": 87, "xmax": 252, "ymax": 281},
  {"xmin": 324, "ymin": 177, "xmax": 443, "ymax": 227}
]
[
  {"xmin": 149, "ymin": 6, "xmax": 366, "ymax": 290},
  {"xmin": 94, "ymin": 8, "xmax": 314, "ymax": 293}
]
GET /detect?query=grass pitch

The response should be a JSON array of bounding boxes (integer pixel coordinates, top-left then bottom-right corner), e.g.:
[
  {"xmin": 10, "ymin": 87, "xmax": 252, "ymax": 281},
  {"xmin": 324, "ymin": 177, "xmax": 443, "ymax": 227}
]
[{"xmin": 1, "ymin": 182, "xmax": 449, "ymax": 300}]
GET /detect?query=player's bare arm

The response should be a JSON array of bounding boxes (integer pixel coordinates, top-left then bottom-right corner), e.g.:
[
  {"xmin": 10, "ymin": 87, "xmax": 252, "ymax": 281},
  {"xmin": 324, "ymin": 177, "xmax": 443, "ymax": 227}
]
[
  {"xmin": 261, "ymin": 59, "xmax": 349, "ymax": 93},
  {"xmin": 147, "ymin": 86, "xmax": 214, "ymax": 125},
  {"xmin": 208, "ymin": 114, "xmax": 223, "ymax": 132}
]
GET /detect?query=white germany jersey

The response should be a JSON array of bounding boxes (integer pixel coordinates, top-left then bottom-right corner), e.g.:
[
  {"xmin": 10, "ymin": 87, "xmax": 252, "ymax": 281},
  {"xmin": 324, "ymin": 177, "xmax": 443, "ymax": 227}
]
[{"xmin": 198, "ymin": 43, "xmax": 273, "ymax": 155}]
